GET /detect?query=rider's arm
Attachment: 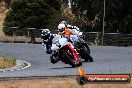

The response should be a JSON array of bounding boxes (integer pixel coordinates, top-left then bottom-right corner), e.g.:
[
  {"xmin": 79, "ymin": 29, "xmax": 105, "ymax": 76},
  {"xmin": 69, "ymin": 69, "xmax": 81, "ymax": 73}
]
[{"xmin": 41, "ymin": 36, "xmax": 45, "ymax": 47}]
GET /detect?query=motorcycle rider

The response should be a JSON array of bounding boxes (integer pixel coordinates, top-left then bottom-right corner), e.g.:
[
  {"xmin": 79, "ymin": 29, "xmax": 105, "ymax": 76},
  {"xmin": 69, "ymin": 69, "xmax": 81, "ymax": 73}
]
[
  {"xmin": 41, "ymin": 24, "xmax": 73, "ymax": 54},
  {"xmin": 58, "ymin": 21, "xmax": 90, "ymax": 53},
  {"xmin": 41, "ymin": 29, "xmax": 55, "ymax": 54},
  {"xmin": 59, "ymin": 21, "xmax": 68, "ymax": 27},
  {"xmin": 41, "ymin": 28, "xmax": 77, "ymax": 64},
  {"xmin": 58, "ymin": 22, "xmax": 84, "ymax": 43},
  {"xmin": 41, "ymin": 21, "xmax": 88, "ymax": 54}
]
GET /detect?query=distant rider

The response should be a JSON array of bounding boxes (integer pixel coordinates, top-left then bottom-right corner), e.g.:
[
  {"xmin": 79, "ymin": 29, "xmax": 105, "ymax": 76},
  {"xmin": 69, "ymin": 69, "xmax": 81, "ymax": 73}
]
[
  {"xmin": 41, "ymin": 29, "xmax": 55, "ymax": 54},
  {"xmin": 58, "ymin": 21, "xmax": 90, "ymax": 52},
  {"xmin": 58, "ymin": 21, "xmax": 84, "ymax": 43}
]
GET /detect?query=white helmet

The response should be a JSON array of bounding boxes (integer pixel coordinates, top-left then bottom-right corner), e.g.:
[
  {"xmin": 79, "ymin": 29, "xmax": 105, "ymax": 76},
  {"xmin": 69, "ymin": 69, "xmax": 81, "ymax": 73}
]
[
  {"xmin": 75, "ymin": 26, "xmax": 80, "ymax": 31},
  {"xmin": 60, "ymin": 21, "xmax": 66, "ymax": 24},
  {"xmin": 67, "ymin": 25, "xmax": 72, "ymax": 28},
  {"xmin": 71, "ymin": 26, "xmax": 80, "ymax": 31},
  {"xmin": 41, "ymin": 29, "xmax": 50, "ymax": 36},
  {"xmin": 41, "ymin": 29, "xmax": 50, "ymax": 40},
  {"xmin": 58, "ymin": 23, "xmax": 66, "ymax": 32}
]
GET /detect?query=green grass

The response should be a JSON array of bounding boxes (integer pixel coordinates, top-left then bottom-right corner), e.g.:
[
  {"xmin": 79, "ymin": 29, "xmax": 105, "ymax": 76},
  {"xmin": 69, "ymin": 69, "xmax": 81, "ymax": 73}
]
[
  {"xmin": 0, "ymin": 56, "xmax": 16, "ymax": 69},
  {"xmin": 1, "ymin": 56, "xmax": 16, "ymax": 65}
]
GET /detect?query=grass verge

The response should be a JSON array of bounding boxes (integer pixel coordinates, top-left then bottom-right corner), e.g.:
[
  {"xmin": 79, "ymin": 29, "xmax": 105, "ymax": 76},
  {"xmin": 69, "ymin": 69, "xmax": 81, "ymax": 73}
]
[
  {"xmin": 0, "ymin": 77, "xmax": 131, "ymax": 88},
  {"xmin": 0, "ymin": 56, "xmax": 16, "ymax": 69}
]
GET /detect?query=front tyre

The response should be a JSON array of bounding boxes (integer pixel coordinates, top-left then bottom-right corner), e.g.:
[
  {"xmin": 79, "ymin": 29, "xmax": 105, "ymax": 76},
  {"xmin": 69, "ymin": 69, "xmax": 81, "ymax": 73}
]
[
  {"xmin": 63, "ymin": 50, "xmax": 77, "ymax": 67},
  {"xmin": 50, "ymin": 55, "xmax": 58, "ymax": 64},
  {"xmin": 77, "ymin": 61, "xmax": 82, "ymax": 67}
]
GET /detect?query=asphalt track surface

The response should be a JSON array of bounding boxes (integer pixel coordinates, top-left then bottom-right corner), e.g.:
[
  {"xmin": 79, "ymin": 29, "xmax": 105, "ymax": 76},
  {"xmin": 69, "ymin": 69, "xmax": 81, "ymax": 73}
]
[{"xmin": 0, "ymin": 43, "xmax": 132, "ymax": 77}]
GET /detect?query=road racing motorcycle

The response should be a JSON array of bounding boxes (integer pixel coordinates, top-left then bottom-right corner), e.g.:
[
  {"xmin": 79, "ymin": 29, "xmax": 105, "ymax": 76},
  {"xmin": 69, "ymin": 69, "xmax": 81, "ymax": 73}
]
[
  {"xmin": 70, "ymin": 34, "xmax": 93, "ymax": 62},
  {"xmin": 50, "ymin": 35, "xmax": 82, "ymax": 67}
]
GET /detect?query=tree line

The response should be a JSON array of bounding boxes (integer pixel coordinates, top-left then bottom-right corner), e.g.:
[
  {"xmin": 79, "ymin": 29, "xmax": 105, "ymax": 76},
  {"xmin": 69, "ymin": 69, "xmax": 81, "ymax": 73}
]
[
  {"xmin": 1, "ymin": 0, "xmax": 132, "ymax": 42},
  {"xmin": 70, "ymin": 0, "xmax": 132, "ymax": 34}
]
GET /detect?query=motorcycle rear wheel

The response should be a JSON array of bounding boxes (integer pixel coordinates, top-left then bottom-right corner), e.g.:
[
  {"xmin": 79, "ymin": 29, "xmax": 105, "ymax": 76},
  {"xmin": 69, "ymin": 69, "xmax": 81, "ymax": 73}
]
[{"xmin": 81, "ymin": 47, "xmax": 93, "ymax": 62}]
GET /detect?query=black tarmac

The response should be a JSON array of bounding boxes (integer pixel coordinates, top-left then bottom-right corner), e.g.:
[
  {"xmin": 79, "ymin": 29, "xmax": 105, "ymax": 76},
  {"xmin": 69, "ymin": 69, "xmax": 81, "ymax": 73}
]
[{"xmin": 0, "ymin": 43, "xmax": 132, "ymax": 77}]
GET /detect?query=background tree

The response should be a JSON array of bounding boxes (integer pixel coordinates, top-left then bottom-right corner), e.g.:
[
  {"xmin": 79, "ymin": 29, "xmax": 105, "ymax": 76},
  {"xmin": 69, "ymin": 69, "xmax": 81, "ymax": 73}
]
[
  {"xmin": 71, "ymin": 0, "xmax": 132, "ymax": 33},
  {"xmin": 3, "ymin": 0, "xmax": 61, "ymax": 43},
  {"xmin": 3, "ymin": 0, "xmax": 132, "ymax": 38},
  {"xmin": 0, "ymin": 0, "xmax": 11, "ymax": 8},
  {"xmin": 71, "ymin": 0, "xmax": 102, "ymax": 32},
  {"xmin": 105, "ymin": 0, "xmax": 132, "ymax": 33},
  {"xmin": 57, "ymin": 0, "xmax": 75, "ymax": 24}
]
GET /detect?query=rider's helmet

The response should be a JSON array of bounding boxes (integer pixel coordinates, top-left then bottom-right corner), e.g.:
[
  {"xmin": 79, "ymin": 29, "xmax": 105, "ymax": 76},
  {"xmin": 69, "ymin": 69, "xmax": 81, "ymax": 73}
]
[
  {"xmin": 60, "ymin": 21, "xmax": 66, "ymax": 24},
  {"xmin": 71, "ymin": 26, "xmax": 80, "ymax": 31},
  {"xmin": 58, "ymin": 23, "xmax": 66, "ymax": 32},
  {"xmin": 75, "ymin": 26, "xmax": 80, "ymax": 31},
  {"xmin": 60, "ymin": 21, "xmax": 68, "ymax": 26},
  {"xmin": 67, "ymin": 25, "xmax": 72, "ymax": 29},
  {"xmin": 41, "ymin": 29, "xmax": 50, "ymax": 40}
]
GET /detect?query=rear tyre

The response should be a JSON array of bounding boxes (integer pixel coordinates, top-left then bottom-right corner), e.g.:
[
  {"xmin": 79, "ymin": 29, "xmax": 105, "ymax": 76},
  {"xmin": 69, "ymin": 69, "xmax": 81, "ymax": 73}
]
[
  {"xmin": 82, "ymin": 47, "xmax": 93, "ymax": 62},
  {"xmin": 86, "ymin": 54, "xmax": 93, "ymax": 62}
]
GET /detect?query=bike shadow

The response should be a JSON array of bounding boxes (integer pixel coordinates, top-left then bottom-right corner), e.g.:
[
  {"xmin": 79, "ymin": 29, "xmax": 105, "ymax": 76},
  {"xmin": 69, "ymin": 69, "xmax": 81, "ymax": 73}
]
[
  {"xmin": 82, "ymin": 61, "xmax": 88, "ymax": 63},
  {"xmin": 51, "ymin": 66, "xmax": 74, "ymax": 69},
  {"xmin": 50, "ymin": 61, "xmax": 89, "ymax": 70}
]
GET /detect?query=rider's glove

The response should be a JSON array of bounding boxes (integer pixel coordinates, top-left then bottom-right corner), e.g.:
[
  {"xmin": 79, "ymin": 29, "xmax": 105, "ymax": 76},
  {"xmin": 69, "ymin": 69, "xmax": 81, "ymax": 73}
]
[{"xmin": 42, "ymin": 43, "xmax": 45, "ymax": 47}]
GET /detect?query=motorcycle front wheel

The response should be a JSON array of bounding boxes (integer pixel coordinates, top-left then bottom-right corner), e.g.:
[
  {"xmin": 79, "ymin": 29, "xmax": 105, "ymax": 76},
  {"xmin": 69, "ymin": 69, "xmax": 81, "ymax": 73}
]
[
  {"xmin": 63, "ymin": 50, "xmax": 78, "ymax": 67},
  {"xmin": 50, "ymin": 55, "xmax": 58, "ymax": 64}
]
